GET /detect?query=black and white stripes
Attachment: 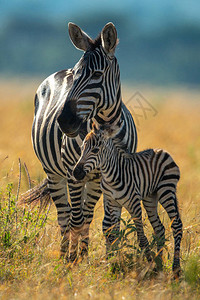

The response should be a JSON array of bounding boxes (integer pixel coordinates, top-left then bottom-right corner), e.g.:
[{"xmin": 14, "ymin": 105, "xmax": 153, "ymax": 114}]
[
  {"xmin": 32, "ymin": 23, "xmax": 137, "ymax": 260},
  {"xmin": 73, "ymin": 124, "xmax": 183, "ymax": 275}
]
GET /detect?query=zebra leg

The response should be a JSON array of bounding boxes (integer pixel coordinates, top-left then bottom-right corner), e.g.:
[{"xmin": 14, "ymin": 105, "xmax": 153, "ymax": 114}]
[
  {"xmin": 67, "ymin": 177, "xmax": 85, "ymax": 261},
  {"xmin": 102, "ymin": 195, "xmax": 111, "ymax": 242},
  {"xmin": 47, "ymin": 173, "xmax": 71, "ymax": 258},
  {"xmin": 125, "ymin": 199, "xmax": 152, "ymax": 262},
  {"xmin": 79, "ymin": 175, "xmax": 102, "ymax": 257},
  {"xmin": 103, "ymin": 196, "xmax": 122, "ymax": 256},
  {"xmin": 158, "ymin": 191, "xmax": 183, "ymax": 277},
  {"xmin": 142, "ymin": 197, "xmax": 165, "ymax": 270}
]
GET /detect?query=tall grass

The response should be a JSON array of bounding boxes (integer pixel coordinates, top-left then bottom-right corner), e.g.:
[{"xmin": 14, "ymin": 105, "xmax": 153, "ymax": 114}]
[{"xmin": 0, "ymin": 80, "xmax": 200, "ymax": 299}]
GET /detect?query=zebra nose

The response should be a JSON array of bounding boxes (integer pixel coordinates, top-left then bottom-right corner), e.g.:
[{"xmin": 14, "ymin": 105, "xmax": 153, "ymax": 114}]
[
  {"xmin": 57, "ymin": 110, "xmax": 76, "ymax": 132},
  {"xmin": 73, "ymin": 164, "xmax": 86, "ymax": 181}
]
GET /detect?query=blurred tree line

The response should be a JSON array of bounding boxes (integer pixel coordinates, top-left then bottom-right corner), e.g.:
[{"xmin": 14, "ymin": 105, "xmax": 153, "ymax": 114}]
[{"xmin": 0, "ymin": 14, "xmax": 200, "ymax": 86}]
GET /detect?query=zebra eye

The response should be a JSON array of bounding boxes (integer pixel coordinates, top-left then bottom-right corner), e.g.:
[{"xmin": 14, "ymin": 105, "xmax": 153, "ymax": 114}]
[
  {"xmin": 91, "ymin": 71, "xmax": 103, "ymax": 80},
  {"xmin": 91, "ymin": 148, "xmax": 99, "ymax": 154}
]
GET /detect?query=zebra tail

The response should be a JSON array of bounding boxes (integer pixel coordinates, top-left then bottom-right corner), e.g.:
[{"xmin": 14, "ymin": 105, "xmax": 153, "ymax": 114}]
[{"xmin": 20, "ymin": 178, "xmax": 52, "ymax": 211}]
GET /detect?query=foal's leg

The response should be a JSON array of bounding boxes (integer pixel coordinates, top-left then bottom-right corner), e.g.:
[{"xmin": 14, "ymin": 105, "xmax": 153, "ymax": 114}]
[
  {"xmin": 124, "ymin": 198, "xmax": 151, "ymax": 262},
  {"xmin": 103, "ymin": 197, "xmax": 122, "ymax": 255},
  {"xmin": 158, "ymin": 190, "xmax": 183, "ymax": 276},
  {"xmin": 143, "ymin": 197, "xmax": 165, "ymax": 270}
]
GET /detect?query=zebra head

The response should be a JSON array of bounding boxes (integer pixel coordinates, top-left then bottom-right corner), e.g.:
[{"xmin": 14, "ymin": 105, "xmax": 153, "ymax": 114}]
[
  {"xmin": 73, "ymin": 123, "xmax": 121, "ymax": 181},
  {"xmin": 57, "ymin": 22, "xmax": 121, "ymax": 137}
]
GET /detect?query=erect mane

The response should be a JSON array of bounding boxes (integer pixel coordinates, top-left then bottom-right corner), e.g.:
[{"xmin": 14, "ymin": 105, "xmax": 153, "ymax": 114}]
[
  {"xmin": 88, "ymin": 34, "xmax": 119, "ymax": 51},
  {"xmin": 89, "ymin": 34, "xmax": 102, "ymax": 51}
]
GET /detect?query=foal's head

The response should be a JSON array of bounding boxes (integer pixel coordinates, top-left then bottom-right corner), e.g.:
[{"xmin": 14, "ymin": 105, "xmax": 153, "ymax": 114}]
[{"xmin": 73, "ymin": 123, "xmax": 121, "ymax": 181}]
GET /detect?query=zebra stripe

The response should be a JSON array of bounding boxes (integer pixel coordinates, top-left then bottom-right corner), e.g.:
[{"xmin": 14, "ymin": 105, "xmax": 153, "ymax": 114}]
[
  {"xmin": 73, "ymin": 126, "xmax": 183, "ymax": 275},
  {"xmin": 32, "ymin": 23, "xmax": 137, "ymax": 260}
]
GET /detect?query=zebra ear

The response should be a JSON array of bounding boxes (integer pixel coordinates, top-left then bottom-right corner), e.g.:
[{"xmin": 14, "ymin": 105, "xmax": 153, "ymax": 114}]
[
  {"xmin": 101, "ymin": 23, "xmax": 118, "ymax": 55},
  {"xmin": 92, "ymin": 122, "xmax": 99, "ymax": 134},
  {"xmin": 106, "ymin": 120, "xmax": 124, "ymax": 138},
  {"xmin": 68, "ymin": 23, "xmax": 92, "ymax": 51}
]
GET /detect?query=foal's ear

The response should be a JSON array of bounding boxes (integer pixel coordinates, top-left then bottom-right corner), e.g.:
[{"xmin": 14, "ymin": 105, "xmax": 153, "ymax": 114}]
[
  {"xmin": 68, "ymin": 22, "xmax": 92, "ymax": 51},
  {"xmin": 92, "ymin": 122, "xmax": 99, "ymax": 134},
  {"xmin": 104, "ymin": 120, "xmax": 124, "ymax": 138},
  {"xmin": 101, "ymin": 23, "xmax": 118, "ymax": 56}
]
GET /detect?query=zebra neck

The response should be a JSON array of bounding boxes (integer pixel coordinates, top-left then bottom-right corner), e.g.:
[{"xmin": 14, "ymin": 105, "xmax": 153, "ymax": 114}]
[
  {"xmin": 100, "ymin": 142, "xmax": 137, "ymax": 187},
  {"xmin": 94, "ymin": 86, "xmax": 122, "ymax": 126},
  {"xmin": 100, "ymin": 142, "xmax": 124, "ymax": 185}
]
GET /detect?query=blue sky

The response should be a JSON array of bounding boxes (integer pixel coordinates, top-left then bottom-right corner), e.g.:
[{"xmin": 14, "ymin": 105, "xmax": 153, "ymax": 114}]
[
  {"xmin": 1, "ymin": 0, "xmax": 200, "ymax": 30},
  {"xmin": 1, "ymin": 0, "xmax": 200, "ymax": 85}
]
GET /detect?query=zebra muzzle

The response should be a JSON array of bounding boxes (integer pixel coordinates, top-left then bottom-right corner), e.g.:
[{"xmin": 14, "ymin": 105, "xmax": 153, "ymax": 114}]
[{"xmin": 73, "ymin": 164, "xmax": 86, "ymax": 181}]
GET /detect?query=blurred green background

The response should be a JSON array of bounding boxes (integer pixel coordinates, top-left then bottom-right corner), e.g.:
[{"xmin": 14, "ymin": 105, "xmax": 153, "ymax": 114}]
[{"xmin": 1, "ymin": 0, "xmax": 200, "ymax": 86}]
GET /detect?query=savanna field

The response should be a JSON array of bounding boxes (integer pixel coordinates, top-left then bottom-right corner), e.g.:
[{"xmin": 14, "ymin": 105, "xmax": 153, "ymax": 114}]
[{"xmin": 0, "ymin": 79, "xmax": 200, "ymax": 299}]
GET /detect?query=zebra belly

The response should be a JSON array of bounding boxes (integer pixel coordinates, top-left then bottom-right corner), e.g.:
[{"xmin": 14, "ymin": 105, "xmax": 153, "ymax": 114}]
[{"xmin": 100, "ymin": 180, "xmax": 132, "ymax": 203}]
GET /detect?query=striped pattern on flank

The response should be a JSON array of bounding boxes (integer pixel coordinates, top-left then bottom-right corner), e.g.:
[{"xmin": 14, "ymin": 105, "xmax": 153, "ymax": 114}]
[{"xmin": 74, "ymin": 127, "xmax": 183, "ymax": 275}]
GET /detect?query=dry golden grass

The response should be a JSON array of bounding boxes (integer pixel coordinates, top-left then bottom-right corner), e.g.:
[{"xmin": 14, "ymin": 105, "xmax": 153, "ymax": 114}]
[{"xmin": 0, "ymin": 79, "xmax": 200, "ymax": 299}]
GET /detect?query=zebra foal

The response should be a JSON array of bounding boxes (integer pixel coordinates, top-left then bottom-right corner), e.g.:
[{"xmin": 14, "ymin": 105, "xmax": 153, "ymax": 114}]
[{"xmin": 73, "ymin": 123, "xmax": 183, "ymax": 276}]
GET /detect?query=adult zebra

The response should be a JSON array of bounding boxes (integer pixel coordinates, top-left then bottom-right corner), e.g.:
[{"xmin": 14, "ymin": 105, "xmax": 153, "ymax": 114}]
[{"xmin": 31, "ymin": 22, "xmax": 137, "ymax": 260}]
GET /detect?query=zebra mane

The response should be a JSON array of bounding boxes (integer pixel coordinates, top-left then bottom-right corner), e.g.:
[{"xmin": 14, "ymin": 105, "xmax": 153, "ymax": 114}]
[
  {"xmin": 88, "ymin": 34, "xmax": 102, "ymax": 51},
  {"xmin": 88, "ymin": 34, "xmax": 119, "ymax": 51},
  {"xmin": 112, "ymin": 136, "xmax": 132, "ymax": 155},
  {"xmin": 112, "ymin": 137, "xmax": 153, "ymax": 160},
  {"xmin": 91, "ymin": 122, "xmax": 130, "ymax": 153}
]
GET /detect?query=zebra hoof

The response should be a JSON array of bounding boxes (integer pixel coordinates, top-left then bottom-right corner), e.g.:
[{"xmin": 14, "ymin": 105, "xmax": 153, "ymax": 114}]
[
  {"xmin": 172, "ymin": 265, "xmax": 181, "ymax": 279},
  {"xmin": 145, "ymin": 251, "xmax": 152, "ymax": 263},
  {"xmin": 80, "ymin": 242, "xmax": 88, "ymax": 258},
  {"xmin": 69, "ymin": 250, "xmax": 78, "ymax": 263},
  {"xmin": 154, "ymin": 256, "xmax": 163, "ymax": 272},
  {"xmin": 60, "ymin": 234, "xmax": 70, "ymax": 259}
]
